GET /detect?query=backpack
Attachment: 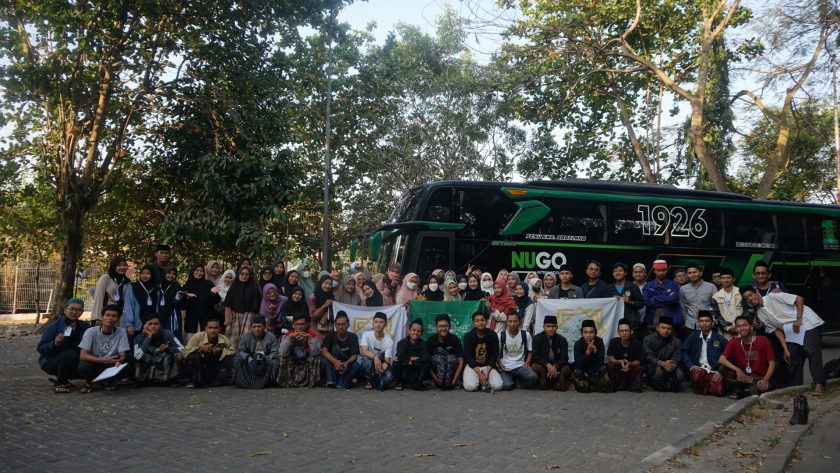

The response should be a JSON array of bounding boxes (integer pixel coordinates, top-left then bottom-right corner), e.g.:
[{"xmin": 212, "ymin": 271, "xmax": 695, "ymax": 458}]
[{"xmin": 500, "ymin": 330, "xmax": 530, "ymax": 359}]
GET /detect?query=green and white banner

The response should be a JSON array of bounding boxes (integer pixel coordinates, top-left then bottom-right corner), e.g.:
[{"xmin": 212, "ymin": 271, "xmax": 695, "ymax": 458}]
[{"xmin": 408, "ymin": 300, "xmax": 485, "ymax": 338}]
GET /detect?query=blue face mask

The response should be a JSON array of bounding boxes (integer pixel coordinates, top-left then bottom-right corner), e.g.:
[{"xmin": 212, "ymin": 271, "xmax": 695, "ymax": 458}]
[{"xmin": 332, "ymin": 280, "xmax": 339, "ymax": 288}]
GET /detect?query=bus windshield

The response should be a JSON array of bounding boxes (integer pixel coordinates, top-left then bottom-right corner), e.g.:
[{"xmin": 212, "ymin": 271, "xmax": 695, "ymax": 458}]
[{"xmin": 387, "ymin": 188, "xmax": 422, "ymax": 224}]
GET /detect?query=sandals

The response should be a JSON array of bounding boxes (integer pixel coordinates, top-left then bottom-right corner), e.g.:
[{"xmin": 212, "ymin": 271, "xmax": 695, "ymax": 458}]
[
  {"xmin": 79, "ymin": 384, "xmax": 93, "ymax": 394},
  {"xmin": 363, "ymin": 382, "xmax": 374, "ymax": 390},
  {"xmin": 394, "ymin": 384, "xmax": 404, "ymax": 391},
  {"xmin": 103, "ymin": 382, "xmax": 118, "ymax": 392},
  {"xmin": 53, "ymin": 384, "xmax": 73, "ymax": 394}
]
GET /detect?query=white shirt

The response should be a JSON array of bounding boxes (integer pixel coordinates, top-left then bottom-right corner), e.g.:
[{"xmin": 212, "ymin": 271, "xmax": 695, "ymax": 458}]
[
  {"xmin": 757, "ymin": 292, "xmax": 824, "ymax": 333},
  {"xmin": 359, "ymin": 331, "xmax": 394, "ymax": 360},
  {"xmin": 699, "ymin": 332, "xmax": 711, "ymax": 371},
  {"xmin": 500, "ymin": 330, "xmax": 531, "ymax": 370}
]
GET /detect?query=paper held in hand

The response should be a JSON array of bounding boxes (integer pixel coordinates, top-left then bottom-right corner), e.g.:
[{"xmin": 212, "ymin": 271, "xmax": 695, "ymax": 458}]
[
  {"xmin": 783, "ymin": 322, "xmax": 806, "ymax": 346},
  {"xmin": 93, "ymin": 363, "xmax": 128, "ymax": 383}
]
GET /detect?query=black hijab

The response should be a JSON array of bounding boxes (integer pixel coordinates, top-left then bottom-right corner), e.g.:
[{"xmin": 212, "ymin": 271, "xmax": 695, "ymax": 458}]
[
  {"xmin": 463, "ymin": 274, "xmax": 486, "ymax": 301},
  {"xmin": 271, "ymin": 260, "xmax": 286, "ymax": 287},
  {"xmin": 362, "ymin": 280, "xmax": 383, "ymax": 307},
  {"xmin": 422, "ymin": 275, "xmax": 444, "ymax": 301},
  {"xmin": 313, "ymin": 274, "xmax": 334, "ymax": 308},
  {"xmin": 513, "ymin": 281, "xmax": 531, "ymax": 316},
  {"xmin": 285, "ymin": 286, "xmax": 309, "ymax": 317},
  {"xmin": 158, "ymin": 265, "xmax": 181, "ymax": 315},
  {"xmin": 108, "ymin": 256, "xmax": 128, "ymax": 285},
  {"xmin": 282, "ymin": 270, "xmax": 301, "ymax": 297},
  {"xmin": 132, "ymin": 264, "xmax": 160, "ymax": 315},
  {"xmin": 224, "ymin": 266, "xmax": 262, "ymax": 313},
  {"xmin": 258, "ymin": 265, "xmax": 274, "ymax": 289}
]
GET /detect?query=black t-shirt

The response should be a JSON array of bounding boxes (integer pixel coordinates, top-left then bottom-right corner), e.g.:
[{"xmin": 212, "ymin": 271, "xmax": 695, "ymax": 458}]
[
  {"xmin": 322, "ymin": 331, "xmax": 360, "ymax": 362},
  {"xmin": 607, "ymin": 337, "xmax": 644, "ymax": 363},
  {"xmin": 426, "ymin": 332, "xmax": 463, "ymax": 357},
  {"xmin": 556, "ymin": 288, "xmax": 570, "ymax": 299}
]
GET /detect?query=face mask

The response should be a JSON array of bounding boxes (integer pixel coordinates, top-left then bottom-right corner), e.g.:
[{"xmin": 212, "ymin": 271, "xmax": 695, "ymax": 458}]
[
  {"xmin": 332, "ymin": 280, "xmax": 339, "ymax": 288},
  {"xmin": 407, "ymin": 282, "xmax": 418, "ymax": 290},
  {"xmin": 428, "ymin": 283, "xmax": 439, "ymax": 292},
  {"xmin": 481, "ymin": 281, "xmax": 493, "ymax": 290},
  {"xmin": 302, "ymin": 271, "xmax": 311, "ymax": 278},
  {"xmin": 458, "ymin": 282, "xmax": 467, "ymax": 290}
]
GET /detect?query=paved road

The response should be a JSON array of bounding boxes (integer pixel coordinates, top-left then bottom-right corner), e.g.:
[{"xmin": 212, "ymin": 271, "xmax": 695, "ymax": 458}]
[{"xmin": 0, "ymin": 335, "xmax": 759, "ymax": 473}]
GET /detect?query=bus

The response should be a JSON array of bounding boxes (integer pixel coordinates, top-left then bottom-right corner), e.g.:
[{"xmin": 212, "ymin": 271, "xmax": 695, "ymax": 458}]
[{"xmin": 363, "ymin": 179, "xmax": 840, "ymax": 327}]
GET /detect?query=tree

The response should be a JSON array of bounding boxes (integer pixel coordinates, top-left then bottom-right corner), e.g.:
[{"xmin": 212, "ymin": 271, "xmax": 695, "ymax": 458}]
[{"xmin": 0, "ymin": 1, "xmax": 336, "ymax": 313}]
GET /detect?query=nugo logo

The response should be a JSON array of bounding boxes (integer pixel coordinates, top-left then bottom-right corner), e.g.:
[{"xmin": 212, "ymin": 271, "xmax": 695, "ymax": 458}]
[{"xmin": 511, "ymin": 251, "xmax": 567, "ymax": 270}]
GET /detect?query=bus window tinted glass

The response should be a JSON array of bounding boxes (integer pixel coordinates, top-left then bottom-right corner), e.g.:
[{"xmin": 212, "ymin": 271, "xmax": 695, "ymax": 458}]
[
  {"xmin": 416, "ymin": 236, "xmax": 450, "ymax": 276},
  {"xmin": 778, "ymin": 215, "xmax": 807, "ymax": 251},
  {"xmin": 388, "ymin": 189, "xmax": 422, "ymax": 223},
  {"xmin": 612, "ymin": 203, "xmax": 669, "ymax": 246},
  {"xmin": 670, "ymin": 207, "xmax": 725, "ymax": 248},
  {"xmin": 456, "ymin": 189, "xmax": 518, "ymax": 239},
  {"xmin": 731, "ymin": 213, "xmax": 778, "ymax": 249},
  {"xmin": 815, "ymin": 217, "xmax": 839, "ymax": 251},
  {"xmin": 531, "ymin": 199, "xmax": 606, "ymax": 243},
  {"xmin": 422, "ymin": 187, "xmax": 452, "ymax": 222}
]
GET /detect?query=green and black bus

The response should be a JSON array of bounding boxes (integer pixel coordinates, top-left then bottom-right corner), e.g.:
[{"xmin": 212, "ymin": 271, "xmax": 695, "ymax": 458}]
[{"xmin": 361, "ymin": 179, "xmax": 840, "ymax": 327}]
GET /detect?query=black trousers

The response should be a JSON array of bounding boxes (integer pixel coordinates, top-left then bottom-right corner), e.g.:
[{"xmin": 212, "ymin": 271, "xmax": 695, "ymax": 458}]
[
  {"xmin": 42, "ymin": 350, "xmax": 80, "ymax": 384},
  {"xmin": 78, "ymin": 361, "xmax": 109, "ymax": 382},
  {"xmin": 186, "ymin": 352, "xmax": 231, "ymax": 386},
  {"xmin": 394, "ymin": 360, "xmax": 429, "ymax": 386},
  {"xmin": 788, "ymin": 329, "xmax": 826, "ymax": 385}
]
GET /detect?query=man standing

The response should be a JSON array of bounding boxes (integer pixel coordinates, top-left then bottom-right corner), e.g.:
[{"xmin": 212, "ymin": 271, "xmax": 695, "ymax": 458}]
[
  {"xmin": 607, "ymin": 262, "xmax": 645, "ymax": 341},
  {"xmin": 679, "ymin": 263, "xmax": 716, "ymax": 333},
  {"xmin": 643, "ymin": 316, "xmax": 684, "ymax": 392},
  {"xmin": 572, "ymin": 319, "xmax": 610, "ymax": 393},
  {"xmin": 673, "ymin": 268, "xmax": 688, "ymax": 286},
  {"xmin": 498, "ymin": 312, "xmax": 538, "ymax": 390},
  {"xmin": 642, "ymin": 260, "xmax": 682, "ymax": 335},
  {"xmin": 719, "ymin": 315, "xmax": 776, "ymax": 398},
  {"xmin": 531, "ymin": 315, "xmax": 571, "ymax": 391},
  {"xmin": 681, "ymin": 311, "xmax": 727, "ymax": 396},
  {"xmin": 581, "ymin": 260, "xmax": 609, "ymax": 298},
  {"xmin": 37, "ymin": 298, "xmax": 91, "ymax": 393},
  {"xmin": 740, "ymin": 287, "xmax": 826, "ymax": 393},
  {"xmin": 150, "ymin": 244, "xmax": 172, "ymax": 282},
  {"xmin": 555, "ymin": 265, "xmax": 583, "ymax": 299},
  {"xmin": 710, "ymin": 267, "xmax": 742, "ymax": 338},
  {"xmin": 607, "ymin": 318, "xmax": 645, "ymax": 392},
  {"xmin": 377, "ymin": 263, "xmax": 402, "ymax": 306}
]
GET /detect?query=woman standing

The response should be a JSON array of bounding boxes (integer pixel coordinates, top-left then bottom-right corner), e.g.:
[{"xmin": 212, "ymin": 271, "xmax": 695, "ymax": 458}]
[
  {"xmin": 463, "ymin": 274, "xmax": 486, "ymax": 301},
  {"xmin": 259, "ymin": 283, "xmax": 288, "ymax": 338},
  {"xmin": 297, "ymin": 264, "xmax": 316, "ymax": 298},
  {"xmin": 217, "ymin": 270, "xmax": 236, "ymax": 302},
  {"xmin": 488, "ymin": 278, "xmax": 517, "ymax": 336},
  {"xmin": 205, "ymin": 260, "xmax": 223, "ymax": 286},
  {"xmin": 308, "ymin": 275, "xmax": 335, "ymax": 336},
  {"xmin": 258, "ymin": 265, "xmax": 275, "ymax": 290},
  {"xmin": 361, "ymin": 280, "xmax": 384, "ymax": 307},
  {"xmin": 443, "ymin": 280, "xmax": 463, "ymax": 302},
  {"xmin": 285, "ymin": 287, "xmax": 310, "ymax": 319},
  {"xmin": 123, "ymin": 264, "xmax": 161, "ymax": 338},
  {"xmin": 335, "ymin": 274, "xmax": 362, "ymax": 306},
  {"xmin": 224, "ymin": 266, "xmax": 262, "ymax": 348},
  {"xmin": 91, "ymin": 256, "xmax": 129, "ymax": 324},
  {"xmin": 395, "ymin": 273, "xmax": 420, "ymax": 306},
  {"xmin": 158, "ymin": 266, "xmax": 183, "ymax": 341},
  {"xmin": 421, "ymin": 275, "xmax": 444, "ymax": 301},
  {"xmin": 281, "ymin": 270, "xmax": 302, "ymax": 297},
  {"xmin": 181, "ymin": 263, "xmax": 222, "ymax": 344}
]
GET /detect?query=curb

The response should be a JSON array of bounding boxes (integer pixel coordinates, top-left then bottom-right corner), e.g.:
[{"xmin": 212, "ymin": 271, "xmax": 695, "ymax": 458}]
[{"xmin": 633, "ymin": 394, "xmax": 759, "ymax": 472}]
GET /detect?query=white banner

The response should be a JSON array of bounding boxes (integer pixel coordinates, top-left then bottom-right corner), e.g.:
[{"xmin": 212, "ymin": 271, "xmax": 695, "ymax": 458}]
[
  {"xmin": 332, "ymin": 302, "xmax": 408, "ymax": 343},
  {"xmin": 535, "ymin": 298, "xmax": 623, "ymax": 363}
]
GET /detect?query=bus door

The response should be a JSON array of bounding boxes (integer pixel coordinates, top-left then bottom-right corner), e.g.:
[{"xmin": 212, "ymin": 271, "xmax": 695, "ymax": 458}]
[{"xmin": 411, "ymin": 232, "xmax": 454, "ymax": 279}]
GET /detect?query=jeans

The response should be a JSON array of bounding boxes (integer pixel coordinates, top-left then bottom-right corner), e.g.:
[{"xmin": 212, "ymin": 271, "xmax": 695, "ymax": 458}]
[
  {"xmin": 321, "ymin": 358, "xmax": 361, "ymax": 389},
  {"xmin": 358, "ymin": 357, "xmax": 393, "ymax": 390},
  {"xmin": 500, "ymin": 366, "xmax": 538, "ymax": 390}
]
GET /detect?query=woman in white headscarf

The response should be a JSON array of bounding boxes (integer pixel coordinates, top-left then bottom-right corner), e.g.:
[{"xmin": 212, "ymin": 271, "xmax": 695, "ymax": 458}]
[{"xmin": 216, "ymin": 269, "xmax": 236, "ymax": 302}]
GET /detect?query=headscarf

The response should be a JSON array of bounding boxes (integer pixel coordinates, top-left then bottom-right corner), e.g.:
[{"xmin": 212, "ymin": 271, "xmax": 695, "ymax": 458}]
[
  {"xmin": 158, "ymin": 265, "xmax": 181, "ymax": 317},
  {"xmin": 217, "ymin": 269, "xmax": 236, "ymax": 301},
  {"xmin": 335, "ymin": 274, "xmax": 362, "ymax": 306},
  {"xmin": 313, "ymin": 274, "xmax": 335, "ymax": 308},
  {"xmin": 284, "ymin": 286, "xmax": 309, "ymax": 317},
  {"xmin": 395, "ymin": 273, "xmax": 420, "ymax": 303},
  {"xmin": 297, "ymin": 263, "xmax": 316, "ymax": 298},
  {"xmin": 512, "ymin": 281, "xmax": 531, "ymax": 317},
  {"xmin": 271, "ymin": 260, "xmax": 286, "ymax": 287},
  {"xmin": 527, "ymin": 277, "xmax": 542, "ymax": 300},
  {"xmin": 131, "ymin": 264, "xmax": 160, "ymax": 306},
  {"xmin": 480, "ymin": 272, "xmax": 495, "ymax": 293},
  {"xmin": 496, "ymin": 269, "xmax": 509, "ymax": 282},
  {"xmin": 108, "ymin": 256, "xmax": 128, "ymax": 285},
  {"xmin": 258, "ymin": 264, "xmax": 275, "ymax": 289},
  {"xmin": 444, "ymin": 270, "xmax": 456, "ymax": 282},
  {"xmin": 543, "ymin": 272, "xmax": 557, "ymax": 289},
  {"xmin": 361, "ymin": 280, "xmax": 383, "ymax": 307},
  {"xmin": 223, "ymin": 266, "xmax": 262, "ymax": 313},
  {"xmin": 421, "ymin": 275, "xmax": 444, "ymax": 301},
  {"xmin": 488, "ymin": 278, "xmax": 517, "ymax": 315},
  {"xmin": 205, "ymin": 260, "xmax": 222, "ymax": 286},
  {"xmin": 282, "ymin": 270, "xmax": 301, "ymax": 297},
  {"xmin": 258, "ymin": 283, "xmax": 287, "ymax": 324},
  {"xmin": 524, "ymin": 272, "xmax": 538, "ymax": 284},
  {"xmin": 463, "ymin": 274, "xmax": 486, "ymax": 301},
  {"xmin": 443, "ymin": 280, "xmax": 462, "ymax": 302}
]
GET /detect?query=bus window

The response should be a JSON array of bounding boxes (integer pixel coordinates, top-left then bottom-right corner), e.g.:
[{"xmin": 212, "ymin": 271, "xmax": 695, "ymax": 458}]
[
  {"xmin": 611, "ymin": 203, "xmax": 670, "ymax": 246},
  {"xmin": 671, "ymin": 207, "xmax": 725, "ymax": 249},
  {"xmin": 378, "ymin": 237, "xmax": 395, "ymax": 273},
  {"xmin": 731, "ymin": 212, "xmax": 778, "ymax": 249},
  {"xmin": 394, "ymin": 234, "xmax": 407, "ymax": 267},
  {"xmin": 778, "ymin": 215, "xmax": 807, "ymax": 251},
  {"xmin": 810, "ymin": 217, "xmax": 839, "ymax": 251},
  {"xmin": 456, "ymin": 188, "xmax": 518, "ymax": 239},
  {"xmin": 416, "ymin": 235, "xmax": 451, "ymax": 276},
  {"xmin": 422, "ymin": 187, "xmax": 453, "ymax": 222},
  {"xmin": 388, "ymin": 189, "xmax": 422, "ymax": 224},
  {"xmin": 534, "ymin": 199, "xmax": 606, "ymax": 243}
]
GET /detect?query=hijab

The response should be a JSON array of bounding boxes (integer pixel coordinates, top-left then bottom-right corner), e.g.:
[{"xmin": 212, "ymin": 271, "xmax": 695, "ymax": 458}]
[
  {"xmin": 282, "ymin": 270, "xmax": 301, "ymax": 297},
  {"xmin": 158, "ymin": 265, "xmax": 181, "ymax": 316},
  {"xmin": 205, "ymin": 260, "xmax": 222, "ymax": 286},
  {"xmin": 480, "ymin": 272, "xmax": 494, "ymax": 293},
  {"xmin": 488, "ymin": 277, "xmax": 517, "ymax": 315},
  {"xmin": 297, "ymin": 263, "xmax": 316, "ymax": 298},
  {"xmin": 443, "ymin": 280, "xmax": 462, "ymax": 302},
  {"xmin": 512, "ymin": 281, "xmax": 531, "ymax": 316},
  {"xmin": 313, "ymin": 274, "xmax": 334, "ymax": 308},
  {"xmin": 258, "ymin": 283, "xmax": 287, "ymax": 323},
  {"xmin": 258, "ymin": 265, "xmax": 275, "ymax": 289},
  {"xmin": 131, "ymin": 264, "xmax": 160, "ymax": 317},
  {"xmin": 285, "ymin": 286, "xmax": 309, "ymax": 317},
  {"xmin": 527, "ymin": 277, "xmax": 542, "ymax": 300},
  {"xmin": 335, "ymin": 274, "xmax": 362, "ymax": 306},
  {"xmin": 217, "ymin": 269, "xmax": 236, "ymax": 301},
  {"xmin": 362, "ymin": 280, "xmax": 384, "ymax": 307},
  {"xmin": 421, "ymin": 275, "xmax": 444, "ymax": 301},
  {"xmin": 396, "ymin": 273, "xmax": 420, "ymax": 303},
  {"xmin": 223, "ymin": 266, "xmax": 262, "ymax": 313},
  {"xmin": 463, "ymin": 274, "xmax": 486, "ymax": 301},
  {"xmin": 181, "ymin": 262, "xmax": 217, "ymax": 315},
  {"xmin": 444, "ymin": 270, "xmax": 457, "ymax": 282},
  {"xmin": 108, "ymin": 256, "xmax": 128, "ymax": 285}
]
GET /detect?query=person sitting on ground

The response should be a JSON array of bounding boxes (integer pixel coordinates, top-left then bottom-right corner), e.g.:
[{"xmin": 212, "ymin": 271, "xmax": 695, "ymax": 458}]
[
  {"xmin": 718, "ymin": 315, "xmax": 776, "ymax": 398},
  {"xmin": 498, "ymin": 312, "xmax": 538, "ymax": 390},
  {"xmin": 643, "ymin": 316, "xmax": 684, "ymax": 392},
  {"xmin": 531, "ymin": 315, "xmax": 571, "ymax": 391},
  {"xmin": 462, "ymin": 311, "xmax": 503, "ymax": 392},
  {"xmin": 740, "ymin": 286, "xmax": 826, "ymax": 394},
  {"xmin": 181, "ymin": 318, "xmax": 234, "ymax": 388},
  {"xmin": 38, "ymin": 298, "xmax": 91, "ymax": 393},
  {"xmin": 572, "ymin": 319, "xmax": 610, "ymax": 393},
  {"xmin": 278, "ymin": 313, "xmax": 322, "ymax": 388},
  {"xmin": 426, "ymin": 314, "xmax": 465, "ymax": 389},
  {"xmin": 394, "ymin": 319, "xmax": 431, "ymax": 391},
  {"xmin": 319, "ymin": 311, "xmax": 361, "ymax": 389},
  {"xmin": 710, "ymin": 267, "xmax": 742, "ymax": 339},
  {"xmin": 132, "ymin": 313, "xmax": 183, "ymax": 384},
  {"xmin": 77, "ymin": 305, "xmax": 130, "ymax": 393},
  {"xmin": 607, "ymin": 318, "xmax": 645, "ymax": 392},
  {"xmin": 359, "ymin": 312, "xmax": 395, "ymax": 390},
  {"xmin": 231, "ymin": 315, "xmax": 279, "ymax": 389},
  {"xmin": 681, "ymin": 310, "xmax": 727, "ymax": 396}
]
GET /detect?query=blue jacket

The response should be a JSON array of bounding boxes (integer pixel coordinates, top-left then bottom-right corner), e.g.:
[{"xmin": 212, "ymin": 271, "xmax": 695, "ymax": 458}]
[
  {"xmin": 581, "ymin": 279, "xmax": 609, "ymax": 298},
  {"xmin": 642, "ymin": 279, "xmax": 682, "ymax": 326},
  {"xmin": 681, "ymin": 330, "xmax": 727, "ymax": 372},
  {"xmin": 37, "ymin": 316, "xmax": 91, "ymax": 368}
]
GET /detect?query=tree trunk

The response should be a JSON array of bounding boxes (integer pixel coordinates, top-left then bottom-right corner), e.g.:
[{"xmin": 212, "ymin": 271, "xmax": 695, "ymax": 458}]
[
  {"xmin": 755, "ymin": 117, "xmax": 790, "ymax": 199},
  {"xmin": 52, "ymin": 204, "xmax": 85, "ymax": 317},
  {"xmin": 614, "ymin": 92, "xmax": 656, "ymax": 183},
  {"xmin": 688, "ymin": 99, "xmax": 729, "ymax": 192}
]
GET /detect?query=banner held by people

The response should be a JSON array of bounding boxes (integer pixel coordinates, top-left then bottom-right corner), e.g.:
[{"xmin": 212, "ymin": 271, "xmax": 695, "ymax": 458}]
[
  {"xmin": 535, "ymin": 298, "xmax": 623, "ymax": 362},
  {"xmin": 332, "ymin": 302, "xmax": 408, "ymax": 342},
  {"xmin": 409, "ymin": 300, "xmax": 485, "ymax": 338}
]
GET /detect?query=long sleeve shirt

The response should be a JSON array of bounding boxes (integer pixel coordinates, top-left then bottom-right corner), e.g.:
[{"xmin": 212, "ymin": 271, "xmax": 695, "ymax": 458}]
[
  {"xmin": 181, "ymin": 331, "xmax": 235, "ymax": 360},
  {"xmin": 679, "ymin": 281, "xmax": 717, "ymax": 330},
  {"xmin": 462, "ymin": 329, "xmax": 500, "ymax": 369},
  {"xmin": 642, "ymin": 279, "xmax": 682, "ymax": 326},
  {"xmin": 395, "ymin": 337, "xmax": 430, "ymax": 366},
  {"xmin": 643, "ymin": 333, "xmax": 681, "ymax": 368},
  {"xmin": 37, "ymin": 316, "xmax": 90, "ymax": 368},
  {"xmin": 278, "ymin": 330, "xmax": 321, "ymax": 358},
  {"xmin": 237, "ymin": 332, "xmax": 280, "ymax": 361},
  {"xmin": 573, "ymin": 337, "xmax": 606, "ymax": 371},
  {"xmin": 531, "ymin": 332, "xmax": 569, "ymax": 368}
]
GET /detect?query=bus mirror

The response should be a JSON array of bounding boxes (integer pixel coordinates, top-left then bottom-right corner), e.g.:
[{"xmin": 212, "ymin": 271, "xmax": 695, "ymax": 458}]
[
  {"xmin": 499, "ymin": 200, "xmax": 550, "ymax": 236},
  {"xmin": 368, "ymin": 231, "xmax": 381, "ymax": 261},
  {"xmin": 349, "ymin": 238, "xmax": 358, "ymax": 262}
]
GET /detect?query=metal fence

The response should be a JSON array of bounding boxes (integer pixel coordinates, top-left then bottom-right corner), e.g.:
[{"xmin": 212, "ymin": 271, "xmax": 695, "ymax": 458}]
[{"xmin": 0, "ymin": 259, "xmax": 103, "ymax": 315}]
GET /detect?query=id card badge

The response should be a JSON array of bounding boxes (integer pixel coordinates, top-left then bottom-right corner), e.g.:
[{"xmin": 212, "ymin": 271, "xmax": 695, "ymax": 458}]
[
  {"xmin": 63, "ymin": 326, "xmax": 73, "ymax": 337},
  {"xmin": 745, "ymin": 364, "xmax": 753, "ymax": 375}
]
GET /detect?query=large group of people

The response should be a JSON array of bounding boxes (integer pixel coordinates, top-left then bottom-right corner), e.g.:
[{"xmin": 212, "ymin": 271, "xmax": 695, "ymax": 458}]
[{"xmin": 38, "ymin": 244, "xmax": 828, "ymax": 398}]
